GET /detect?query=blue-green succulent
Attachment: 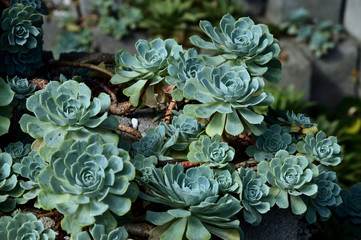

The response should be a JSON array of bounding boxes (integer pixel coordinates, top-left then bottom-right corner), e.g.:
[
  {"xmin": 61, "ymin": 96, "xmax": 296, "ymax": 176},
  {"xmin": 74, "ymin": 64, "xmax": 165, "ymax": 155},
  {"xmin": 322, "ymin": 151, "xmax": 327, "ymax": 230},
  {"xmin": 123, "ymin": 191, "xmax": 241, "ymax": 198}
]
[
  {"xmin": 19, "ymin": 79, "xmax": 119, "ymax": 148},
  {"xmin": 0, "ymin": 152, "xmax": 24, "ymax": 212},
  {"xmin": 336, "ymin": 182, "xmax": 361, "ymax": 224},
  {"xmin": 0, "ymin": 212, "xmax": 56, "ymax": 240},
  {"xmin": 71, "ymin": 224, "xmax": 128, "ymax": 240},
  {"xmin": 187, "ymin": 134, "xmax": 235, "ymax": 168},
  {"xmin": 258, "ymin": 150, "xmax": 319, "ymax": 215},
  {"xmin": 166, "ymin": 48, "xmax": 205, "ymax": 100},
  {"xmin": 4, "ymin": 141, "xmax": 31, "ymax": 161},
  {"xmin": 281, "ymin": 8, "xmax": 312, "ymax": 35},
  {"xmin": 37, "ymin": 134, "xmax": 138, "ymax": 234},
  {"xmin": 161, "ymin": 110, "xmax": 205, "ymax": 151},
  {"xmin": 12, "ymin": 151, "xmax": 47, "ymax": 203},
  {"xmin": 303, "ymin": 170, "xmax": 342, "ymax": 224},
  {"xmin": 9, "ymin": 0, "xmax": 48, "ymax": 14},
  {"xmin": 132, "ymin": 125, "xmax": 177, "ymax": 160},
  {"xmin": 132, "ymin": 154, "xmax": 158, "ymax": 184},
  {"xmin": 190, "ymin": 14, "xmax": 281, "ymax": 83},
  {"xmin": 296, "ymin": 131, "xmax": 342, "ymax": 166},
  {"xmin": 7, "ymin": 76, "xmax": 36, "ymax": 100},
  {"xmin": 239, "ymin": 168, "xmax": 275, "ymax": 225},
  {"xmin": 183, "ymin": 64, "xmax": 273, "ymax": 136},
  {"xmin": 140, "ymin": 164, "xmax": 243, "ymax": 240},
  {"xmin": 111, "ymin": 38, "xmax": 182, "ymax": 107},
  {"xmin": 246, "ymin": 124, "xmax": 296, "ymax": 161},
  {"xmin": 0, "ymin": 4, "xmax": 43, "ymax": 54},
  {"xmin": 214, "ymin": 168, "xmax": 242, "ymax": 195},
  {"xmin": 0, "ymin": 78, "xmax": 14, "ymax": 136},
  {"xmin": 0, "ymin": 42, "xmax": 43, "ymax": 77}
]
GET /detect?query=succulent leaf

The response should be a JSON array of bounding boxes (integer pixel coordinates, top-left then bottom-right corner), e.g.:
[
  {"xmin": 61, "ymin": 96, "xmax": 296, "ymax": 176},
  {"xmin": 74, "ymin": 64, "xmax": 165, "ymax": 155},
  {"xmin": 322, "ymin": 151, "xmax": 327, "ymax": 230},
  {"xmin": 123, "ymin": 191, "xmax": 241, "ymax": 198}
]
[
  {"xmin": 7, "ymin": 76, "xmax": 36, "ymax": 99},
  {"xmin": 4, "ymin": 141, "xmax": 31, "ymax": 161},
  {"xmin": 336, "ymin": 182, "xmax": 361, "ymax": 224}
]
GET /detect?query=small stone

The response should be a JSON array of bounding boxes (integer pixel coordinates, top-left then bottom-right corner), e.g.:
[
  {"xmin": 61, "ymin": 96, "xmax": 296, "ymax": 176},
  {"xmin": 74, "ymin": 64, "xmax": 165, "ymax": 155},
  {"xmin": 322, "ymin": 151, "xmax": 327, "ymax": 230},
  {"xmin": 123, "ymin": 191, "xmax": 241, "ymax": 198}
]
[
  {"xmin": 39, "ymin": 217, "xmax": 55, "ymax": 230},
  {"xmin": 131, "ymin": 118, "xmax": 139, "ymax": 130}
]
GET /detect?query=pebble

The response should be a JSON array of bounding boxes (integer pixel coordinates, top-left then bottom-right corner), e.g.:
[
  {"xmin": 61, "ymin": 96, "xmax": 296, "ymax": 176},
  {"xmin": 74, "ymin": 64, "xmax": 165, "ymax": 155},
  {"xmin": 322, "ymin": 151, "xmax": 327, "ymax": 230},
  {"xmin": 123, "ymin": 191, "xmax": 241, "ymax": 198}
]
[{"xmin": 131, "ymin": 118, "xmax": 138, "ymax": 130}]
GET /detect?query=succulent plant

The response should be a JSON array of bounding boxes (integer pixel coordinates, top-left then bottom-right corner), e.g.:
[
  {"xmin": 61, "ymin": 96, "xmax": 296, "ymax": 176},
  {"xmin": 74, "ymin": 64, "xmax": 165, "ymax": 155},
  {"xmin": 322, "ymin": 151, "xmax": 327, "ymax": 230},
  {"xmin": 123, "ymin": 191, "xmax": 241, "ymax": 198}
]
[
  {"xmin": 183, "ymin": 64, "xmax": 273, "ymax": 136},
  {"xmin": 166, "ymin": 48, "xmax": 205, "ymax": 100},
  {"xmin": 258, "ymin": 150, "xmax": 319, "ymax": 215},
  {"xmin": 336, "ymin": 182, "xmax": 361, "ymax": 224},
  {"xmin": 303, "ymin": 170, "xmax": 342, "ymax": 224},
  {"xmin": 296, "ymin": 131, "xmax": 342, "ymax": 166},
  {"xmin": 132, "ymin": 154, "xmax": 158, "ymax": 184},
  {"xmin": 140, "ymin": 164, "xmax": 242, "ymax": 240},
  {"xmin": 4, "ymin": 141, "xmax": 31, "ymax": 161},
  {"xmin": 132, "ymin": 125, "xmax": 177, "ymax": 160},
  {"xmin": 246, "ymin": 124, "xmax": 296, "ymax": 161},
  {"xmin": 0, "ymin": 212, "xmax": 56, "ymax": 240},
  {"xmin": 190, "ymin": 13, "xmax": 281, "ymax": 83},
  {"xmin": 37, "ymin": 134, "xmax": 138, "ymax": 234},
  {"xmin": 71, "ymin": 224, "xmax": 128, "ymax": 240},
  {"xmin": 214, "ymin": 168, "xmax": 242, "ymax": 194},
  {"xmin": 0, "ymin": 4, "xmax": 43, "ymax": 54},
  {"xmin": 19, "ymin": 79, "xmax": 119, "ymax": 148},
  {"xmin": 238, "ymin": 168, "xmax": 275, "ymax": 225},
  {"xmin": 280, "ymin": 8, "xmax": 312, "ymax": 35},
  {"xmin": 0, "ymin": 152, "xmax": 24, "ymax": 212},
  {"xmin": 111, "ymin": 38, "xmax": 182, "ymax": 107},
  {"xmin": 12, "ymin": 151, "xmax": 47, "ymax": 203},
  {"xmin": 0, "ymin": 78, "xmax": 14, "ymax": 136},
  {"xmin": 7, "ymin": 76, "xmax": 36, "ymax": 100},
  {"xmin": 9, "ymin": 0, "xmax": 48, "ymax": 14},
  {"xmin": 187, "ymin": 134, "xmax": 235, "ymax": 168},
  {"xmin": 161, "ymin": 110, "xmax": 205, "ymax": 151}
]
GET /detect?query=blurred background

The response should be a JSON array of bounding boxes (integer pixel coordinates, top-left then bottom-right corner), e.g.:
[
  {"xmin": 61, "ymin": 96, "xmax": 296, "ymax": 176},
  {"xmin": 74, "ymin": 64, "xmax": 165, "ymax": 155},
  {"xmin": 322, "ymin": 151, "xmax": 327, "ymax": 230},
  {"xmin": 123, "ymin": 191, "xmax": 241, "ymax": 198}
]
[{"xmin": 38, "ymin": 0, "xmax": 361, "ymax": 187}]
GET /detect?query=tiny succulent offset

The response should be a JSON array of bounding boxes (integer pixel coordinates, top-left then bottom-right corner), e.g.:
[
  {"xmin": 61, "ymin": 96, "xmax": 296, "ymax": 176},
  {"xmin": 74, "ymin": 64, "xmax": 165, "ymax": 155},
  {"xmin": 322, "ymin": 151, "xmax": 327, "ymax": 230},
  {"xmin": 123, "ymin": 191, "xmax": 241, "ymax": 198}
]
[
  {"xmin": 37, "ymin": 135, "xmax": 138, "ymax": 234},
  {"xmin": 187, "ymin": 134, "xmax": 235, "ymax": 168},
  {"xmin": 0, "ymin": 212, "xmax": 56, "ymax": 240},
  {"xmin": 19, "ymin": 79, "xmax": 119, "ymax": 148},
  {"xmin": 190, "ymin": 13, "xmax": 281, "ymax": 83},
  {"xmin": 7, "ymin": 76, "xmax": 36, "ymax": 99},
  {"xmin": 297, "ymin": 131, "xmax": 343, "ymax": 166},
  {"xmin": 246, "ymin": 124, "xmax": 296, "ymax": 161},
  {"xmin": 183, "ymin": 64, "xmax": 274, "ymax": 136},
  {"xmin": 258, "ymin": 150, "xmax": 319, "ymax": 215},
  {"xmin": 4, "ymin": 141, "xmax": 31, "ymax": 161}
]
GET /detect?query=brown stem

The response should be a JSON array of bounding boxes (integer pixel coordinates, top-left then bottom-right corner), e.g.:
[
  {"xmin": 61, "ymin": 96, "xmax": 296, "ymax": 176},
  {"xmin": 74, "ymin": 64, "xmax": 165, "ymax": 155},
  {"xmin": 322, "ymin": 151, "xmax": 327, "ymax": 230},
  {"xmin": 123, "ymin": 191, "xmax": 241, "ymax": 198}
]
[
  {"xmin": 124, "ymin": 223, "xmax": 153, "ymax": 239},
  {"xmin": 101, "ymin": 83, "xmax": 117, "ymax": 102},
  {"xmin": 109, "ymin": 101, "xmax": 135, "ymax": 115},
  {"xmin": 163, "ymin": 98, "xmax": 176, "ymax": 124},
  {"xmin": 52, "ymin": 61, "xmax": 114, "ymax": 78},
  {"xmin": 118, "ymin": 124, "xmax": 142, "ymax": 140},
  {"xmin": 235, "ymin": 159, "xmax": 259, "ymax": 171},
  {"xmin": 1, "ymin": 0, "xmax": 11, "ymax": 8},
  {"xmin": 30, "ymin": 78, "xmax": 48, "ymax": 89}
]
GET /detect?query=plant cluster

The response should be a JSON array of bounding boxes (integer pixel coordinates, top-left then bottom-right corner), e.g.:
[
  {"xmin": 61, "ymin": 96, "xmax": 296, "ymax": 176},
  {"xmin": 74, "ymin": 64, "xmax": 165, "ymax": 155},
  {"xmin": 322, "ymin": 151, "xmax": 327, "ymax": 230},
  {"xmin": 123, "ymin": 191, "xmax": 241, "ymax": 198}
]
[
  {"xmin": 281, "ymin": 8, "xmax": 342, "ymax": 57},
  {"xmin": 0, "ymin": 3, "xmax": 361, "ymax": 240}
]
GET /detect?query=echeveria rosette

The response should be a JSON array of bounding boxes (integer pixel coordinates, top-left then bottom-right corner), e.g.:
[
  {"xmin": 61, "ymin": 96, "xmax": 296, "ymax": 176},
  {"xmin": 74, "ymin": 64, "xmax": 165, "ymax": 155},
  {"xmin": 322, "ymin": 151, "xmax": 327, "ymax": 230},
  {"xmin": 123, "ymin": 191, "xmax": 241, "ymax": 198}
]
[
  {"xmin": 132, "ymin": 125, "xmax": 177, "ymax": 160},
  {"xmin": 37, "ymin": 135, "xmax": 138, "ymax": 234},
  {"xmin": 166, "ymin": 48, "xmax": 205, "ymax": 100},
  {"xmin": 19, "ymin": 80, "xmax": 119, "ymax": 148},
  {"xmin": 7, "ymin": 76, "xmax": 36, "ymax": 100},
  {"xmin": 190, "ymin": 14, "xmax": 281, "ymax": 83},
  {"xmin": 246, "ymin": 124, "xmax": 296, "ymax": 161},
  {"xmin": 0, "ymin": 212, "xmax": 56, "ymax": 240},
  {"xmin": 5, "ymin": 141, "xmax": 31, "ymax": 161},
  {"xmin": 258, "ymin": 150, "xmax": 319, "ymax": 215},
  {"xmin": 0, "ymin": 4, "xmax": 43, "ymax": 54},
  {"xmin": 111, "ymin": 38, "xmax": 183, "ymax": 107},
  {"xmin": 0, "ymin": 153, "xmax": 24, "ymax": 212},
  {"xmin": 184, "ymin": 65, "xmax": 273, "ymax": 136},
  {"xmin": 214, "ymin": 168, "xmax": 242, "ymax": 195},
  {"xmin": 0, "ymin": 78, "xmax": 14, "ymax": 136},
  {"xmin": 131, "ymin": 154, "xmax": 157, "ymax": 184},
  {"xmin": 239, "ymin": 168, "xmax": 275, "ymax": 225},
  {"xmin": 302, "ymin": 171, "xmax": 342, "ymax": 224},
  {"xmin": 10, "ymin": 0, "xmax": 49, "ymax": 14},
  {"xmin": 140, "ymin": 164, "xmax": 243, "ymax": 240},
  {"xmin": 12, "ymin": 151, "xmax": 47, "ymax": 204},
  {"xmin": 296, "ymin": 131, "xmax": 342, "ymax": 166},
  {"xmin": 71, "ymin": 225, "xmax": 128, "ymax": 240},
  {"xmin": 187, "ymin": 134, "xmax": 235, "ymax": 168},
  {"xmin": 0, "ymin": 42, "xmax": 43, "ymax": 77},
  {"xmin": 336, "ymin": 182, "xmax": 361, "ymax": 225},
  {"xmin": 161, "ymin": 110, "xmax": 205, "ymax": 151}
]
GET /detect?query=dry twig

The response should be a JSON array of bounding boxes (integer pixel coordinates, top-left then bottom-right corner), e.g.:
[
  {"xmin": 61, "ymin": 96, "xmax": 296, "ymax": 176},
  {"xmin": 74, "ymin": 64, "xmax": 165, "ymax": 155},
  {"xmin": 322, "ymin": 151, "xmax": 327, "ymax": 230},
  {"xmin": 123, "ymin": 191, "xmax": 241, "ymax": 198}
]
[
  {"xmin": 118, "ymin": 124, "xmax": 142, "ymax": 140},
  {"xmin": 110, "ymin": 101, "xmax": 136, "ymax": 115},
  {"xmin": 124, "ymin": 223, "xmax": 152, "ymax": 239},
  {"xmin": 163, "ymin": 98, "xmax": 177, "ymax": 124},
  {"xmin": 52, "ymin": 61, "xmax": 114, "ymax": 78}
]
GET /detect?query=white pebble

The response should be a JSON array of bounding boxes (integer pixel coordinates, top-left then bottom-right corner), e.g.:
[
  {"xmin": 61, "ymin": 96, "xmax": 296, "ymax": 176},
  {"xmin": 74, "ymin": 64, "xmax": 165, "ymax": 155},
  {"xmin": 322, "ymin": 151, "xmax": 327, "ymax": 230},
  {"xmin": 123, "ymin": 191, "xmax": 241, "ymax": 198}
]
[{"xmin": 131, "ymin": 118, "xmax": 138, "ymax": 129}]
